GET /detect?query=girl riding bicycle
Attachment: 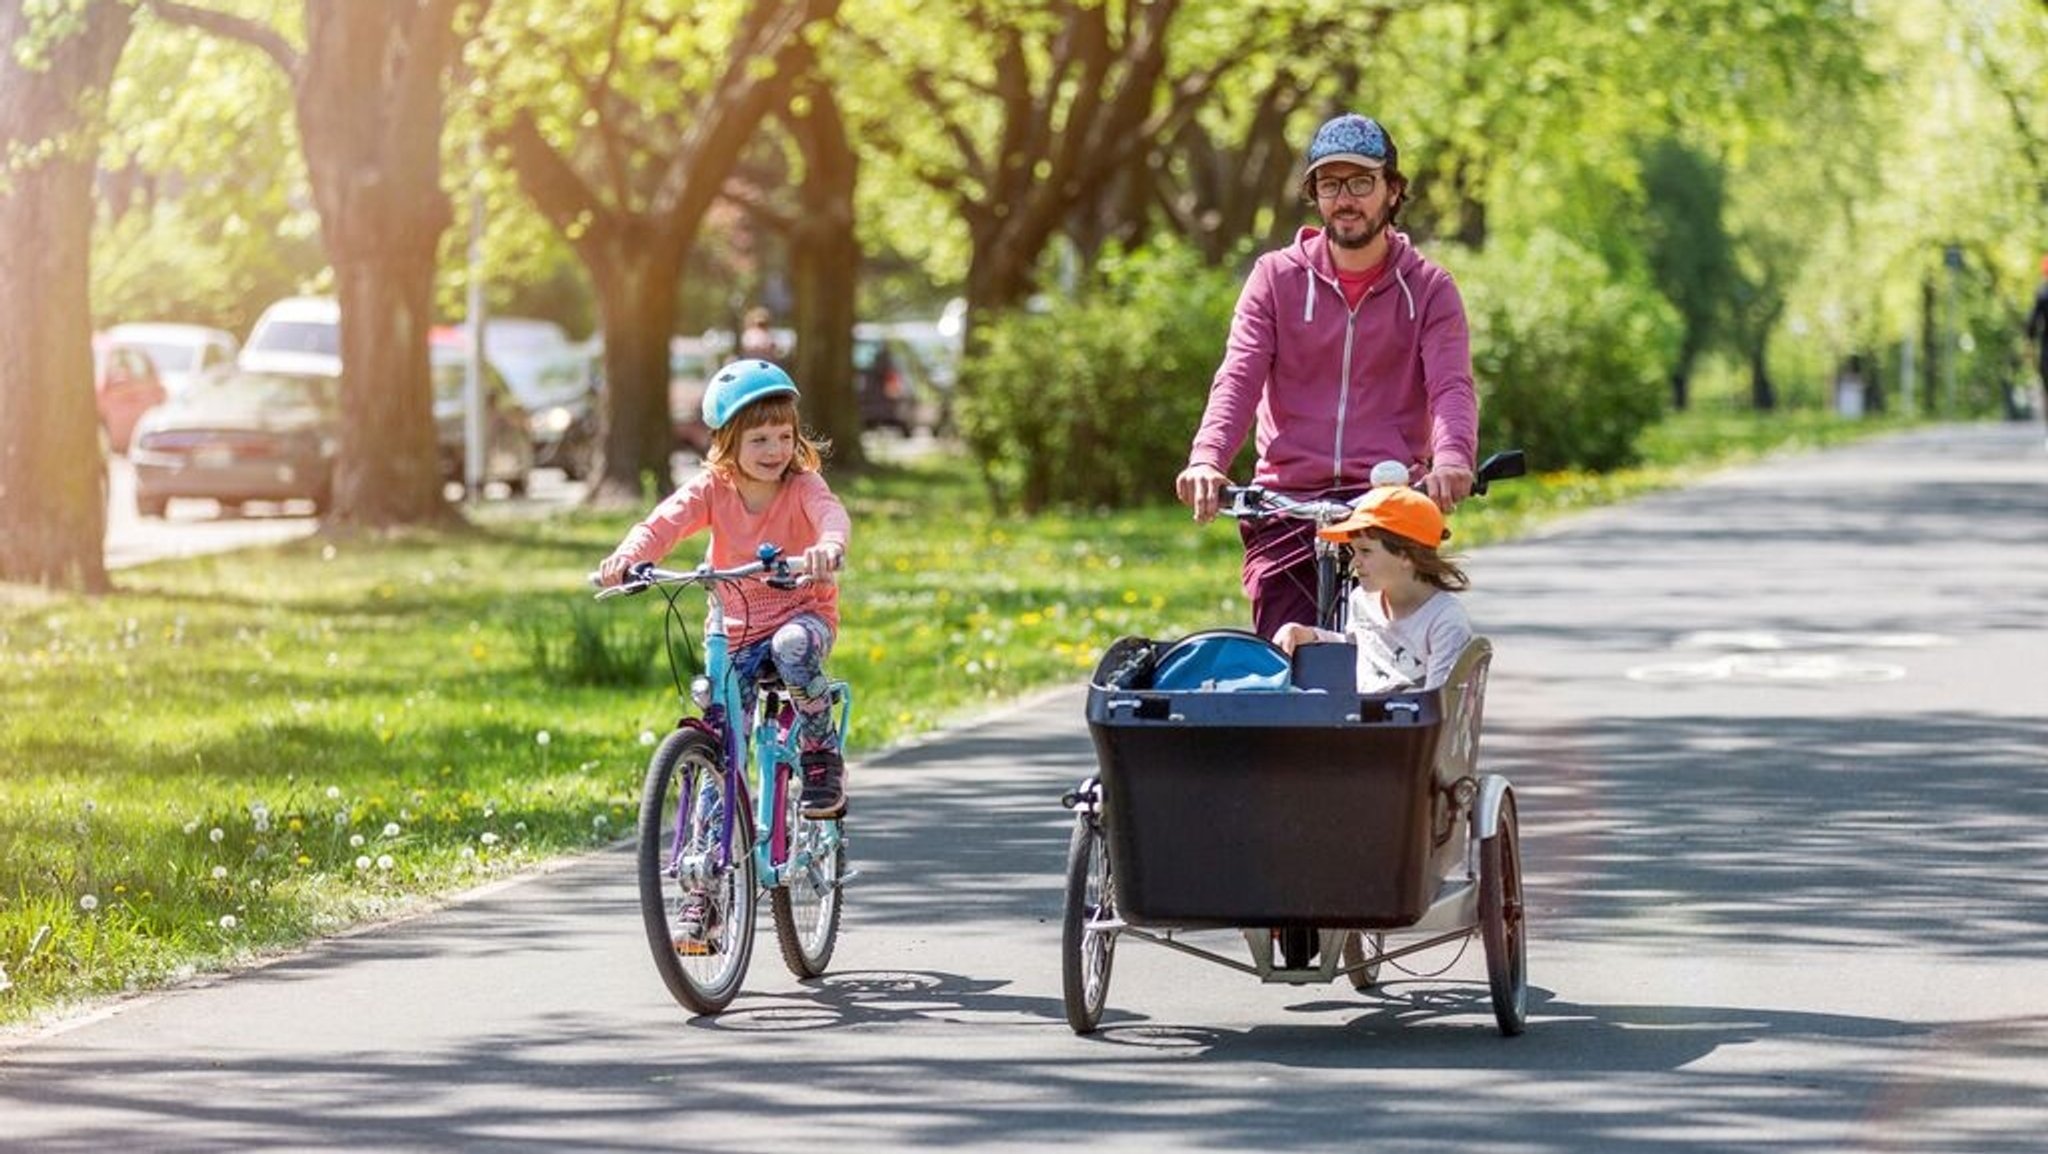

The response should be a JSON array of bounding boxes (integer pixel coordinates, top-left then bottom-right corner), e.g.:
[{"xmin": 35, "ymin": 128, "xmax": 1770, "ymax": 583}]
[
  {"xmin": 1271, "ymin": 483, "xmax": 1471, "ymax": 692},
  {"xmin": 597, "ymin": 360, "xmax": 852, "ymax": 823}
]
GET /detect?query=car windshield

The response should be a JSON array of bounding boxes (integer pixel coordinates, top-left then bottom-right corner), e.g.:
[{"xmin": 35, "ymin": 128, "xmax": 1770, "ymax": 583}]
[
  {"xmin": 251, "ymin": 320, "xmax": 339, "ymax": 357},
  {"xmin": 132, "ymin": 341, "xmax": 202, "ymax": 374},
  {"xmin": 188, "ymin": 370, "xmax": 332, "ymax": 409}
]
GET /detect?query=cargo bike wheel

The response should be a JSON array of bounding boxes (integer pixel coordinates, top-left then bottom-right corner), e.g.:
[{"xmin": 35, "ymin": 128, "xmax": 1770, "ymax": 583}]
[
  {"xmin": 1479, "ymin": 790, "xmax": 1527, "ymax": 1036},
  {"xmin": 1061, "ymin": 813, "xmax": 1117, "ymax": 1034}
]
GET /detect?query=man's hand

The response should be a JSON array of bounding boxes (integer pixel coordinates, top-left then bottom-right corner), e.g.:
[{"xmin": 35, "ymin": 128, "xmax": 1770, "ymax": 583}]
[
  {"xmin": 1421, "ymin": 465, "xmax": 1475, "ymax": 512},
  {"xmin": 1176, "ymin": 463, "xmax": 1230, "ymax": 524}
]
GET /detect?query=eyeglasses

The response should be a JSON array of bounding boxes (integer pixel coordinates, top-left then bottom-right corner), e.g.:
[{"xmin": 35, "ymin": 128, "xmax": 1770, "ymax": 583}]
[{"xmin": 1313, "ymin": 174, "xmax": 1381, "ymax": 200}]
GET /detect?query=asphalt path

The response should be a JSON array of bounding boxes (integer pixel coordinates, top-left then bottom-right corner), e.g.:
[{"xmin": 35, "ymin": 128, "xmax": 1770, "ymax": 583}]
[{"xmin": 7, "ymin": 422, "xmax": 2046, "ymax": 1151}]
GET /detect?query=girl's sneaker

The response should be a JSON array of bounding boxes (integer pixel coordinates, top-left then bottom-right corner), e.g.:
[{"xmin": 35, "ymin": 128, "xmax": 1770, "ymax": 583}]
[
  {"xmin": 672, "ymin": 888, "xmax": 719, "ymax": 955},
  {"xmin": 799, "ymin": 750, "xmax": 847, "ymax": 819}
]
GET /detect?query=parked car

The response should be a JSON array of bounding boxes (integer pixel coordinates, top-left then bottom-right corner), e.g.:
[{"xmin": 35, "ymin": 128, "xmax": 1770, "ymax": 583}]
[
  {"xmin": 129, "ymin": 362, "xmax": 339, "ymax": 517},
  {"xmin": 429, "ymin": 337, "xmax": 535, "ymax": 496},
  {"xmin": 105, "ymin": 322, "xmax": 238, "ymax": 398},
  {"xmin": 92, "ymin": 332, "xmax": 169, "ymax": 453},
  {"xmin": 852, "ymin": 324, "xmax": 946, "ymax": 435},
  {"xmin": 241, "ymin": 295, "xmax": 341, "ymax": 367},
  {"xmin": 519, "ymin": 348, "xmax": 600, "ymax": 479}
]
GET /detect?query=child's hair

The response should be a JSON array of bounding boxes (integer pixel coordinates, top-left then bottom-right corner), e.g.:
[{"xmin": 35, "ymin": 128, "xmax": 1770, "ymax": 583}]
[
  {"xmin": 704, "ymin": 393, "xmax": 830, "ymax": 478},
  {"xmin": 1362, "ymin": 527, "xmax": 1470, "ymax": 592}
]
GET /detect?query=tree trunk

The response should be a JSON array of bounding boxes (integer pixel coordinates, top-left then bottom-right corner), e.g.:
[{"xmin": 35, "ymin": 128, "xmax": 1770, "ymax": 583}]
[
  {"xmin": 589, "ymin": 242, "xmax": 685, "ymax": 506},
  {"xmin": 296, "ymin": 3, "xmax": 465, "ymax": 527},
  {"xmin": 0, "ymin": 1, "xmax": 133, "ymax": 590},
  {"xmin": 784, "ymin": 76, "xmax": 863, "ymax": 465}
]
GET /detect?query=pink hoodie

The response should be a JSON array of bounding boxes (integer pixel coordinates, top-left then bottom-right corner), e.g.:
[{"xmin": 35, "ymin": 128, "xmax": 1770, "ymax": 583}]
[{"xmin": 1187, "ymin": 227, "xmax": 1478, "ymax": 492}]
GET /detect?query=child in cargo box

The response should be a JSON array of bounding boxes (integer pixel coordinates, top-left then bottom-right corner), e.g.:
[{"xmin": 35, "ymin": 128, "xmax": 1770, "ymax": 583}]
[{"xmin": 1270, "ymin": 484, "xmax": 1471, "ymax": 693}]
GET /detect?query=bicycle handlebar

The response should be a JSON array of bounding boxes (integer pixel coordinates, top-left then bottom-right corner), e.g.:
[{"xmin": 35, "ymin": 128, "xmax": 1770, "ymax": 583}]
[
  {"xmin": 1221, "ymin": 449, "xmax": 1526, "ymax": 524},
  {"xmin": 589, "ymin": 546, "xmax": 811, "ymax": 598}
]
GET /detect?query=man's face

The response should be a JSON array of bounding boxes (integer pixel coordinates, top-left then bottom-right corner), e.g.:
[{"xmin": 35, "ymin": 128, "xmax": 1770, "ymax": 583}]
[{"xmin": 1311, "ymin": 163, "xmax": 1396, "ymax": 251}]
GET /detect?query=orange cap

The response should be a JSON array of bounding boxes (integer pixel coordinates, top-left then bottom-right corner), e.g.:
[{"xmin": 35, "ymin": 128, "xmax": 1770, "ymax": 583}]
[{"xmin": 1317, "ymin": 486, "xmax": 1448, "ymax": 548}]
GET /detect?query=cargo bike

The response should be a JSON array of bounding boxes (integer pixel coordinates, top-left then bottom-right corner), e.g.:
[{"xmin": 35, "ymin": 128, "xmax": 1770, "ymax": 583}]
[{"xmin": 1058, "ymin": 452, "xmax": 1528, "ymax": 1037}]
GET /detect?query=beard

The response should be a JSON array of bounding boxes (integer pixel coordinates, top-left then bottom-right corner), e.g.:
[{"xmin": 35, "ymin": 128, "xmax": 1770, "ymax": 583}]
[{"xmin": 1322, "ymin": 202, "xmax": 1390, "ymax": 250}]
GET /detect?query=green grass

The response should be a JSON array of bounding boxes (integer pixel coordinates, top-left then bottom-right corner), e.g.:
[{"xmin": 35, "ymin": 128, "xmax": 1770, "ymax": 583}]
[{"xmin": 0, "ymin": 408, "xmax": 1919, "ymax": 1025}]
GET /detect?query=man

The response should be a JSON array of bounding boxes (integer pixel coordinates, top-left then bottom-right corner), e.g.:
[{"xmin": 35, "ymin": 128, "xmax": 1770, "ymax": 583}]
[{"xmin": 1176, "ymin": 113, "xmax": 1480, "ymax": 637}]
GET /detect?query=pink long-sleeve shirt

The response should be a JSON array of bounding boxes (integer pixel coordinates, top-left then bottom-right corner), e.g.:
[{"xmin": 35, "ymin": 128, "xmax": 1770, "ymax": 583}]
[
  {"xmin": 1188, "ymin": 227, "xmax": 1479, "ymax": 492},
  {"xmin": 609, "ymin": 468, "xmax": 851, "ymax": 645}
]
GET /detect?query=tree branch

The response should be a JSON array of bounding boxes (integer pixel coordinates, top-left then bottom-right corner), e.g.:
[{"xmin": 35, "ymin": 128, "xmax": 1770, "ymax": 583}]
[{"xmin": 148, "ymin": 0, "xmax": 300, "ymax": 79}]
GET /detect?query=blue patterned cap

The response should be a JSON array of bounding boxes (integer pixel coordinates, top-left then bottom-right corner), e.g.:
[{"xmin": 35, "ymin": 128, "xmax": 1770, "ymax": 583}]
[{"xmin": 1305, "ymin": 114, "xmax": 1393, "ymax": 175}]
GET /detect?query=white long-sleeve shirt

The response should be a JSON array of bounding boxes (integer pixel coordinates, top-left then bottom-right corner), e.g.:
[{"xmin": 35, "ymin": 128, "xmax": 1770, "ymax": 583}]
[{"xmin": 1314, "ymin": 587, "xmax": 1471, "ymax": 693}]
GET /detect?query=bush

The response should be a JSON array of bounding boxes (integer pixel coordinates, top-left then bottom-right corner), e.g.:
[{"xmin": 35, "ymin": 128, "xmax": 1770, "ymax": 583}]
[
  {"xmin": 959, "ymin": 242, "xmax": 1242, "ymax": 511},
  {"xmin": 1448, "ymin": 231, "xmax": 1680, "ymax": 472}
]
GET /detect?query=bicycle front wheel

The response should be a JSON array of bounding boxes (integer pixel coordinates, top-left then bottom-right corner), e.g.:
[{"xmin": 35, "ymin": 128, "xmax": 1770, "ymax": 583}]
[
  {"xmin": 639, "ymin": 728, "xmax": 756, "ymax": 1015},
  {"xmin": 771, "ymin": 759, "xmax": 844, "ymax": 978}
]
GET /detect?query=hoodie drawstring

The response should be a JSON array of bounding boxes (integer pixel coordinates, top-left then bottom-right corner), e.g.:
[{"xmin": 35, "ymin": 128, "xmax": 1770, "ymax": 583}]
[
  {"xmin": 1394, "ymin": 267, "xmax": 1416, "ymax": 321},
  {"xmin": 1303, "ymin": 265, "xmax": 1316, "ymax": 324}
]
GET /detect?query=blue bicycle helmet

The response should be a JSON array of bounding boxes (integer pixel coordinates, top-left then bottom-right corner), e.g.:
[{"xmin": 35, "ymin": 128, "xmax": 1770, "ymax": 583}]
[{"xmin": 701, "ymin": 359, "xmax": 799, "ymax": 431}]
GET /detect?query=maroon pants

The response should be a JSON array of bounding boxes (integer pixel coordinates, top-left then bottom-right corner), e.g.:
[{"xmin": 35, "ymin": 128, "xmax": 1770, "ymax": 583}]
[{"xmin": 1239, "ymin": 514, "xmax": 1322, "ymax": 639}]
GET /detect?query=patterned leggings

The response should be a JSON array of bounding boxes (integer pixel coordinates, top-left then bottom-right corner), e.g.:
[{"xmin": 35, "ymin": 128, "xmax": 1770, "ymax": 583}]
[{"xmin": 731, "ymin": 613, "xmax": 839, "ymax": 753}]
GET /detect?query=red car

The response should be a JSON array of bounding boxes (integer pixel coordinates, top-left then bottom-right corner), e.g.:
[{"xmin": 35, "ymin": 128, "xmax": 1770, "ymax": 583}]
[{"xmin": 94, "ymin": 333, "xmax": 169, "ymax": 453}]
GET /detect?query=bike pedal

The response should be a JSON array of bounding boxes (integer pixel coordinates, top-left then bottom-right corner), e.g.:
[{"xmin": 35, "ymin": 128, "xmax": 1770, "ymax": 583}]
[{"xmin": 673, "ymin": 939, "xmax": 717, "ymax": 957}]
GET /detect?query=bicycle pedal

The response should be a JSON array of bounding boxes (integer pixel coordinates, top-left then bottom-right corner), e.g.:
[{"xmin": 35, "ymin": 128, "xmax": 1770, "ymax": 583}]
[{"xmin": 673, "ymin": 938, "xmax": 718, "ymax": 957}]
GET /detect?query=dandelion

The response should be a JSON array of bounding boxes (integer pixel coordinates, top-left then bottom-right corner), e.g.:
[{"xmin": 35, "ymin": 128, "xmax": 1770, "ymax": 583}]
[
  {"xmin": 326, "ymin": 786, "xmax": 342, "ymax": 801},
  {"xmin": 535, "ymin": 730, "xmax": 552, "ymax": 747},
  {"xmin": 219, "ymin": 915, "xmax": 238, "ymax": 931},
  {"xmin": 335, "ymin": 810, "xmax": 350, "ymax": 827},
  {"xmin": 639, "ymin": 731, "xmax": 657, "ymax": 746},
  {"xmin": 592, "ymin": 814, "xmax": 610, "ymax": 830},
  {"xmin": 296, "ymin": 854, "xmax": 312, "ymax": 867},
  {"xmin": 79, "ymin": 894, "xmax": 99, "ymax": 912},
  {"xmin": 459, "ymin": 846, "xmax": 476, "ymax": 859},
  {"xmin": 288, "ymin": 817, "xmax": 303, "ymax": 833},
  {"xmin": 83, "ymin": 799, "xmax": 97, "ymax": 814},
  {"xmin": 480, "ymin": 832, "xmax": 501, "ymax": 846},
  {"xmin": 513, "ymin": 821, "xmax": 527, "ymax": 833},
  {"xmin": 252, "ymin": 845, "xmax": 270, "ymax": 862},
  {"xmin": 212, "ymin": 866, "xmax": 228, "ymax": 881},
  {"xmin": 350, "ymin": 834, "xmax": 365, "ymax": 848},
  {"xmin": 382, "ymin": 822, "xmax": 401, "ymax": 838},
  {"xmin": 209, "ymin": 827, "xmax": 225, "ymax": 844},
  {"xmin": 355, "ymin": 856, "xmax": 372, "ymax": 871},
  {"xmin": 376, "ymin": 855, "xmax": 394, "ymax": 872},
  {"xmin": 183, "ymin": 820, "xmax": 199, "ymax": 835}
]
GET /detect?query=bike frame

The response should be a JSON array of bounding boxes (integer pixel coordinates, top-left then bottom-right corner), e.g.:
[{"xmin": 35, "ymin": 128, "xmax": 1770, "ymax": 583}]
[{"xmin": 673, "ymin": 566, "xmax": 849, "ymax": 896}]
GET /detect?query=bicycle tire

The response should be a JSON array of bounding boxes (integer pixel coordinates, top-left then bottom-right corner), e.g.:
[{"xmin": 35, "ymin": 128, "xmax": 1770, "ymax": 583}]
[
  {"xmin": 770, "ymin": 758, "xmax": 844, "ymax": 978},
  {"xmin": 1479, "ymin": 791, "xmax": 1528, "ymax": 1037},
  {"xmin": 1061, "ymin": 815, "xmax": 1116, "ymax": 1034},
  {"xmin": 638, "ymin": 728, "xmax": 755, "ymax": 1015}
]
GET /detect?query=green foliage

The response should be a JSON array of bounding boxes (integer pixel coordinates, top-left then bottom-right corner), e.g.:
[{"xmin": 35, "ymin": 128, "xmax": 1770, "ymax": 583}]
[
  {"xmin": 1451, "ymin": 231, "xmax": 1681, "ymax": 472},
  {"xmin": 958, "ymin": 241, "xmax": 1241, "ymax": 511}
]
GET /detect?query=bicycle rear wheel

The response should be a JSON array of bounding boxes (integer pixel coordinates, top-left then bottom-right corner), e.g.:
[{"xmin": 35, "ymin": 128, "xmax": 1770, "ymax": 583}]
[
  {"xmin": 771, "ymin": 758, "xmax": 844, "ymax": 978},
  {"xmin": 639, "ymin": 728, "xmax": 755, "ymax": 1015},
  {"xmin": 1479, "ymin": 791, "xmax": 1528, "ymax": 1036}
]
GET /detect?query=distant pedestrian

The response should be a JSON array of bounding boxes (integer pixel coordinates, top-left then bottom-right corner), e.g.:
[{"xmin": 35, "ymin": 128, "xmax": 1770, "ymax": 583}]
[
  {"xmin": 2029, "ymin": 256, "xmax": 2048, "ymax": 407},
  {"xmin": 740, "ymin": 307, "xmax": 782, "ymax": 363}
]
